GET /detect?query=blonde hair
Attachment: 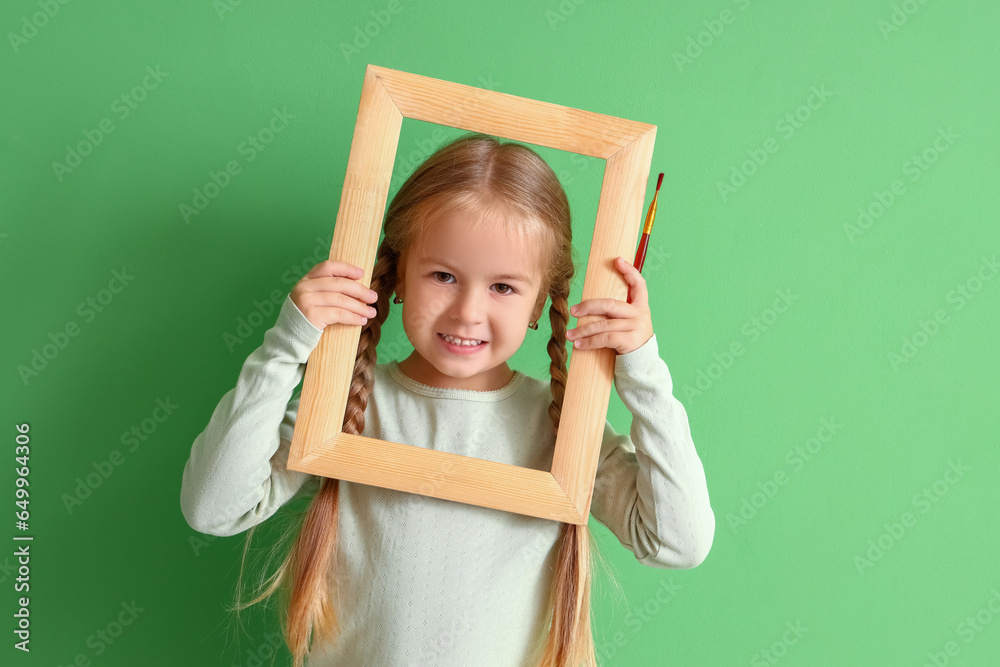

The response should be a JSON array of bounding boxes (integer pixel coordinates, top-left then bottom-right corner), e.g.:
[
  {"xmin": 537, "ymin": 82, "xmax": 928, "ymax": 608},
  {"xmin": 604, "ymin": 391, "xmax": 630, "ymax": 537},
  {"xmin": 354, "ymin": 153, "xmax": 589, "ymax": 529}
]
[{"xmin": 233, "ymin": 133, "xmax": 598, "ymax": 667}]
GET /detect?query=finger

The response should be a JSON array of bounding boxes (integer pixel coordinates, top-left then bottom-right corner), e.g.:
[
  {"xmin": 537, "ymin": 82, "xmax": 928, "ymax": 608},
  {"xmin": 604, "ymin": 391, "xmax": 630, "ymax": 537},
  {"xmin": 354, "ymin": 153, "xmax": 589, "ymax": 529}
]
[
  {"xmin": 302, "ymin": 276, "xmax": 379, "ymax": 303},
  {"xmin": 569, "ymin": 329, "xmax": 633, "ymax": 352},
  {"xmin": 306, "ymin": 291, "xmax": 379, "ymax": 318},
  {"xmin": 566, "ymin": 317, "xmax": 635, "ymax": 342},
  {"xmin": 304, "ymin": 259, "xmax": 365, "ymax": 281},
  {"xmin": 570, "ymin": 298, "xmax": 637, "ymax": 320},
  {"xmin": 300, "ymin": 297, "xmax": 375, "ymax": 327},
  {"xmin": 297, "ymin": 300, "xmax": 370, "ymax": 328},
  {"xmin": 615, "ymin": 256, "xmax": 649, "ymax": 308},
  {"xmin": 320, "ymin": 307, "xmax": 370, "ymax": 326}
]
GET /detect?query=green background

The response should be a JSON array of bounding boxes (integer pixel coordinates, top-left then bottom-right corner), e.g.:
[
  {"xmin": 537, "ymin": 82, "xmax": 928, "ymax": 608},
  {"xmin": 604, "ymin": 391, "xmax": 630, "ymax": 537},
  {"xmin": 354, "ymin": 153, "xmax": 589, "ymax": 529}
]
[{"xmin": 2, "ymin": 0, "xmax": 998, "ymax": 665}]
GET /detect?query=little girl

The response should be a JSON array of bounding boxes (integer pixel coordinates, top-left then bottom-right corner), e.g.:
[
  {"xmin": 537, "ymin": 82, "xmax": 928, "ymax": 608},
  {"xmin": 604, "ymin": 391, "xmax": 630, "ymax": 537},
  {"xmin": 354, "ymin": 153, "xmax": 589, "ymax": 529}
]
[{"xmin": 181, "ymin": 133, "xmax": 714, "ymax": 667}]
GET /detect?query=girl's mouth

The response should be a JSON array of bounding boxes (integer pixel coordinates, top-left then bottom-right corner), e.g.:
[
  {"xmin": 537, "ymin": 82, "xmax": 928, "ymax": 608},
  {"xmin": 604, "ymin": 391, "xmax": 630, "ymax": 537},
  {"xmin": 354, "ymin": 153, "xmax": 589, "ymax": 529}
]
[
  {"xmin": 439, "ymin": 333, "xmax": 484, "ymax": 347},
  {"xmin": 438, "ymin": 333, "xmax": 486, "ymax": 354}
]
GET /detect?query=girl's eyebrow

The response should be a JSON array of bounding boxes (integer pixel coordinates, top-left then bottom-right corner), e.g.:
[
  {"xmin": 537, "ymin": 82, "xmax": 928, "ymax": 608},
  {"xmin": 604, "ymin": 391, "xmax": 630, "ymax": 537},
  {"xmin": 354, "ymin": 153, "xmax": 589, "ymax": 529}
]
[{"xmin": 417, "ymin": 257, "xmax": 536, "ymax": 285}]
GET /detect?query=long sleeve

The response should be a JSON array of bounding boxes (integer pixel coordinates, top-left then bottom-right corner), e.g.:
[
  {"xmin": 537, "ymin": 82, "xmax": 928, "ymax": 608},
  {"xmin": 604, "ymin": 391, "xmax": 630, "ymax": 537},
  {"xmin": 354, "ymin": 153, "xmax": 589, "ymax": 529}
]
[
  {"xmin": 180, "ymin": 295, "xmax": 324, "ymax": 537},
  {"xmin": 589, "ymin": 335, "xmax": 716, "ymax": 569}
]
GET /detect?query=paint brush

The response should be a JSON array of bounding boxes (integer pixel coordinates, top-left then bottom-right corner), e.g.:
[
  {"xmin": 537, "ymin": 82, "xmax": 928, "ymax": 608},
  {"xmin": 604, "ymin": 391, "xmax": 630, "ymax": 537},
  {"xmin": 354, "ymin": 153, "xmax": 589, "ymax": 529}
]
[{"xmin": 628, "ymin": 172, "xmax": 663, "ymax": 302}]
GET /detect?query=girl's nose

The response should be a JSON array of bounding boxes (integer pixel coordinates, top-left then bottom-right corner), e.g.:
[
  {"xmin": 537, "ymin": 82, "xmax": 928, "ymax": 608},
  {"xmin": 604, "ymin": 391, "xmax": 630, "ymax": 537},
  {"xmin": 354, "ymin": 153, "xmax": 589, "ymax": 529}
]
[{"xmin": 451, "ymin": 287, "xmax": 485, "ymax": 324}]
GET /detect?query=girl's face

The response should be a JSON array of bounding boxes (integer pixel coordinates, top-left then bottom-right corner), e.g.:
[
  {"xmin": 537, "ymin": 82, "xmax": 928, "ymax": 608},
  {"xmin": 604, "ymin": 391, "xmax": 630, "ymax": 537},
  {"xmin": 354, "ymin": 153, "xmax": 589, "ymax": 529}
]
[{"xmin": 395, "ymin": 208, "xmax": 548, "ymax": 391}]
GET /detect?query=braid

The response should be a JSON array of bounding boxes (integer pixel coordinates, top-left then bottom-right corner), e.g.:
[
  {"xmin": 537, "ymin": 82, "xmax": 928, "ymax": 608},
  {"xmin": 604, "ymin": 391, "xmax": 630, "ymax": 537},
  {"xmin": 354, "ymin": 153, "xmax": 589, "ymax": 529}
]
[
  {"xmin": 282, "ymin": 240, "xmax": 399, "ymax": 666},
  {"xmin": 546, "ymin": 283, "xmax": 572, "ymax": 432},
  {"xmin": 342, "ymin": 241, "xmax": 398, "ymax": 435},
  {"xmin": 541, "ymin": 278, "xmax": 597, "ymax": 667}
]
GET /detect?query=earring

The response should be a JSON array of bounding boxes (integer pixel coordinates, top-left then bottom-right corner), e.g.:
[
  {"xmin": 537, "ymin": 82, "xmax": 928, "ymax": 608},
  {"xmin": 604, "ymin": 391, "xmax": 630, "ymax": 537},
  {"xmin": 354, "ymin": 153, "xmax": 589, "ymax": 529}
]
[
  {"xmin": 393, "ymin": 295, "xmax": 403, "ymax": 304},
  {"xmin": 528, "ymin": 320, "xmax": 538, "ymax": 330}
]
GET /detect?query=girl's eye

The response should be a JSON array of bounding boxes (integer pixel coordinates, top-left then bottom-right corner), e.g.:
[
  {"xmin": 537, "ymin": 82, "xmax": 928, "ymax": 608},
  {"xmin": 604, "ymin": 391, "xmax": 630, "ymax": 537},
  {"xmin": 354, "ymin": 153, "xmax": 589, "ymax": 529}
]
[
  {"xmin": 493, "ymin": 283, "xmax": 515, "ymax": 295},
  {"xmin": 431, "ymin": 272, "xmax": 454, "ymax": 283}
]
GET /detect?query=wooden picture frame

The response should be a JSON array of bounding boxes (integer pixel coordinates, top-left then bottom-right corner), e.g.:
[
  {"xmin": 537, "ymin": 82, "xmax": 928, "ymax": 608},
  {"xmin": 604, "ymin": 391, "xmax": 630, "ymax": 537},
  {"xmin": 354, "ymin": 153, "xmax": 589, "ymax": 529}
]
[{"xmin": 287, "ymin": 64, "xmax": 655, "ymax": 524}]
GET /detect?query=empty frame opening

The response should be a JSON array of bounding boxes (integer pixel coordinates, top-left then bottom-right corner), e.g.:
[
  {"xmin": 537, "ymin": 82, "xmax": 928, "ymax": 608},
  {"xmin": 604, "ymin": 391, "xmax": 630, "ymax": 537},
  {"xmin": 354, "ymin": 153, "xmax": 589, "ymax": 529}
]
[{"xmin": 372, "ymin": 118, "xmax": 607, "ymax": 472}]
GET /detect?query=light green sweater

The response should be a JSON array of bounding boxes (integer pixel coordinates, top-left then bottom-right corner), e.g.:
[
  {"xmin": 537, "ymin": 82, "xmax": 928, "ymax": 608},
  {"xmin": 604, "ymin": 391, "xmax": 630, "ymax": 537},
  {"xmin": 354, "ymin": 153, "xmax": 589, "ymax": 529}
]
[{"xmin": 181, "ymin": 294, "xmax": 714, "ymax": 666}]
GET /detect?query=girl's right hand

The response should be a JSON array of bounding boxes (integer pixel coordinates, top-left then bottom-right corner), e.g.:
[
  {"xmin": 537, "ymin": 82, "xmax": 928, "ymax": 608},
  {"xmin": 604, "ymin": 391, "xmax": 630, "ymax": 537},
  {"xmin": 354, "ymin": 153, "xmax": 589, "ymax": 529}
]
[{"xmin": 290, "ymin": 260, "xmax": 379, "ymax": 330}]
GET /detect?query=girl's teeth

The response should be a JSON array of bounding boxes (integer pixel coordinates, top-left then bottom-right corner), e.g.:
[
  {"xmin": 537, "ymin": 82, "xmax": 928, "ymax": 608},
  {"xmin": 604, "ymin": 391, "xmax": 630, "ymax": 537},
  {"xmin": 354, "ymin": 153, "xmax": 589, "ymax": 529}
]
[{"xmin": 442, "ymin": 334, "xmax": 482, "ymax": 346}]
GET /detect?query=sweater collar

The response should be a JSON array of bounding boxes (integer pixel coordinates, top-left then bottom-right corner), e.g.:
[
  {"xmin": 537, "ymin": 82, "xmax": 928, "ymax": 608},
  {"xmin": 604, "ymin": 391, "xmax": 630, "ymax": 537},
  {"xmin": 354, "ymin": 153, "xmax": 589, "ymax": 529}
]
[{"xmin": 386, "ymin": 362, "xmax": 526, "ymax": 402}]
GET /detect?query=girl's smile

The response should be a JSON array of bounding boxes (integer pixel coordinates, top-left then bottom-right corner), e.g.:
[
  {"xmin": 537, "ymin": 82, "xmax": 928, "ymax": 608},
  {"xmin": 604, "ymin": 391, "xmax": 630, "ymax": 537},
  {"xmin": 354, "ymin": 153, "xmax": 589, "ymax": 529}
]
[{"xmin": 438, "ymin": 333, "xmax": 486, "ymax": 350}]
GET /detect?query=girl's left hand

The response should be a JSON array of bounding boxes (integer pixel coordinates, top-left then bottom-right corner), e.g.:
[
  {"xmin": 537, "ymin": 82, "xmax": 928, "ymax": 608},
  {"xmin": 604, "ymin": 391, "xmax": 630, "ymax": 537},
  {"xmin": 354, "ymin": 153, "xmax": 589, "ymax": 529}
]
[{"xmin": 566, "ymin": 257, "xmax": 654, "ymax": 355}]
